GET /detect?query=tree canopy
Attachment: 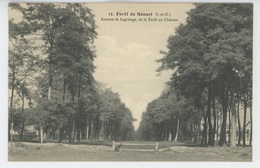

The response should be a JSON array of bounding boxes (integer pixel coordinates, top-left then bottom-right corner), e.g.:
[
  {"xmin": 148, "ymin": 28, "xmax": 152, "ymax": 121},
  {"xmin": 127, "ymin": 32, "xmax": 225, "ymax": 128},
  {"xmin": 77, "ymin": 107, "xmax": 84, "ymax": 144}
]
[
  {"xmin": 8, "ymin": 3, "xmax": 135, "ymax": 143},
  {"xmin": 139, "ymin": 3, "xmax": 252, "ymax": 146}
]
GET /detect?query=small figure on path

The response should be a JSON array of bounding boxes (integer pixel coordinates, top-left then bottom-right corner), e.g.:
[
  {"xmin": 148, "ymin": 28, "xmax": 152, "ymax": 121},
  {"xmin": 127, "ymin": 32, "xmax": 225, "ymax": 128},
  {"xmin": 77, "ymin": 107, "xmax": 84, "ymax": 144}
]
[{"xmin": 115, "ymin": 143, "xmax": 123, "ymax": 152}]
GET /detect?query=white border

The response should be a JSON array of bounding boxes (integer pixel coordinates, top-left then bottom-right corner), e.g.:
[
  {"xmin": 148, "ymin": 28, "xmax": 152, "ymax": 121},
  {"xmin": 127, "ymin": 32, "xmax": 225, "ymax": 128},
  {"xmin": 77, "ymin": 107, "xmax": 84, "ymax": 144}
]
[{"xmin": 1, "ymin": 0, "xmax": 259, "ymax": 168}]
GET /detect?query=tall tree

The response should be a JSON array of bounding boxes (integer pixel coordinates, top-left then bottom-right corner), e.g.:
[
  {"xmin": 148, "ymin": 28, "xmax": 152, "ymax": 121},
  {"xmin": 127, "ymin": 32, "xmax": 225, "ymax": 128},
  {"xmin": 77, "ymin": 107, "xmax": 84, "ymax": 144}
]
[
  {"xmin": 8, "ymin": 19, "xmax": 36, "ymax": 141},
  {"xmin": 11, "ymin": 3, "xmax": 97, "ymax": 143},
  {"xmin": 157, "ymin": 3, "xmax": 252, "ymax": 146}
]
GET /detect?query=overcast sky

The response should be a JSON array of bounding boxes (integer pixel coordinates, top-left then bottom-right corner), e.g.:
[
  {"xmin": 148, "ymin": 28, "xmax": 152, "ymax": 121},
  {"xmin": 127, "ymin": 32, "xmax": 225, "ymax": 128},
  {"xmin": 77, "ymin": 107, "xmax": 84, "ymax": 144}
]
[{"xmin": 88, "ymin": 3, "xmax": 194, "ymax": 129}]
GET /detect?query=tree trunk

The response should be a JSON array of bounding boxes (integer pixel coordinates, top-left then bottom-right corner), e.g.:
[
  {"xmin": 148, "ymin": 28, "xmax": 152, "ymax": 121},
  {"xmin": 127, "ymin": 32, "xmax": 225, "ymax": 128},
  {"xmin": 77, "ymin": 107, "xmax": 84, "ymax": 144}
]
[
  {"xmin": 19, "ymin": 96, "xmax": 25, "ymax": 141},
  {"xmin": 249, "ymin": 99, "xmax": 252, "ymax": 146},
  {"xmin": 199, "ymin": 99, "xmax": 207, "ymax": 145},
  {"xmin": 219, "ymin": 108, "xmax": 227, "ymax": 146},
  {"xmin": 40, "ymin": 123, "xmax": 43, "ymax": 143},
  {"xmin": 86, "ymin": 124, "xmax": 89, "ymax": 140},
  {"xmin": 216, "ymin": 112, "xmax": 219, "ymax": 142},
  {"xmin": 69, "ymin": 119, "xmax": 75, "ymax": 143},
  {"xmin": 43, "ymin": 132, "xmax": 46, "ymax": 141},
  {"xmin": 168, "ymin": 132, "xmax": 172, "ymax": 141},
  {"xmin": 228, "ymin": 107, "xmax": 231, "ymax": 145},
  {"xmin": 20, "ymin": 122, "xmax": 25, "ymax": 141},
  {"xmin": 72, "ymin": 120, "xmax": 75, "ymax": 142},
  {"xmin": 166, "ymin": 130, "xmax": 169, "ymax": 141},
  {"xmin": 202, "ymin": 115, "xmax": 207, "ymax": 145},
  {"xmin": 44, "ymin": 66, "xmax": 53, "ymax": 143},
  {"xmin": 104, "ymin": 122, "xmax": 108, "ymax": 140},
  {"xmin": 170, "ymin": 117, "xmax": 174, "ymax": 141},
  {"xmin": 174, "ymin": 117, "xmax": 180, "ymax": 142},
  {"xmin": 48, "ymin": 85, "xmax": 52, "ymax": 101},
  {"xmin": 90, "ymin": 119, "xmax": 94, "ymax": 139},
  {"xmin": 63, "ymin": 78, "xmax": 66, "ymax": 101},
  {"xmin": 207, "ymin": 87, "xmax": 213, "ymax": 146},
  {"xmin": 77, "ymin": 128, "xmax": 81, "ymax": 142},
  {"xmin": 69, "ymin": 95, "xmax": 75, "ymax": 143},
  {"xmin": 9, "ymin": 58, "xmax": 16, "ymax": 142},
  {"xmin": 237, "ymin": 96, "xmax": 241, "ymax": 145},
  {"xmin": 99, "ymin": 121, "xmax": 104, "ymax": 140},
  {"xmin": 193, "ymin": 124, "xmax": 197, "ymax": 143},
  {"xmin": 40, "ymin": 83, "xmax": 52, "ymax": 144},
  {"xmin": 190, "ymin": 124, "xmax": 193, "ymax": 142},
  {"xmin": 59, "ymin": 128, "xmax": 64, "ymax": 143},
  {"xmin": 9, "ymin": 85, "xmax": 15, "ymax": 142},
  {"xmin": 197, "ymin": 117, "xmax": 201, "ymax": 144},
  {"xmin": 58, "ymin": 78, "xmax": 66, "ymax": 143},
  {"xmin": 47, "ymin": 128, "xmax": 51, "ymax": 143},
  {"xmin": 212, "ymin": 94, "xmax": 216, "ymax": 145},
  {"xmin": 230, "ymin": 92, "xmax": 237, "ymax": 147},
  {"xmin": 80, "ymin": 130, "xmax": 82, "ymax": 140},
  {"xmin": 243, "ymin": 94, "xmax": 248, "ymax": 146},
  {"xmin": 218, "ymin": 88, "xmax": 228, "ymax": 146}
]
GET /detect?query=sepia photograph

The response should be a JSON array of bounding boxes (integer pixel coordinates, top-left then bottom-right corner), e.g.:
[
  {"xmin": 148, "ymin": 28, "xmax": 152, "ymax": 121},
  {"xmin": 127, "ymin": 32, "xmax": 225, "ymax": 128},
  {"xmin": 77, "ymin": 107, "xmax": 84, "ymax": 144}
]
[{"xmin": 5, "ymin": 1, "xmax": 254, "ymax": 163}]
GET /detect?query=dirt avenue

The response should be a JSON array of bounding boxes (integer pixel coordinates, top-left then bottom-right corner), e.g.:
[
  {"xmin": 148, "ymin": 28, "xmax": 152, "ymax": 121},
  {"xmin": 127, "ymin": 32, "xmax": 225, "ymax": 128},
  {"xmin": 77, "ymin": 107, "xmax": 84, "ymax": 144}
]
[{"xmin": 8, "ymin": 142, "xmax": 252, "ymax": 161}]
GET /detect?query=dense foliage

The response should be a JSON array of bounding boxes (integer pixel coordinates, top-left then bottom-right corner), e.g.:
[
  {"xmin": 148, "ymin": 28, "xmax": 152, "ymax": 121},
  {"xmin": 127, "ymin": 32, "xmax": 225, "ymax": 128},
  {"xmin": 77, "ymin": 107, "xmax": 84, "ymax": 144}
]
[
  {"xmin": 9, "ymin": 3, "xmax": 135, "ymax": 142},
  {"xmin": 139, "ymin": 4, "xmax": 252, "ymax": 147}
]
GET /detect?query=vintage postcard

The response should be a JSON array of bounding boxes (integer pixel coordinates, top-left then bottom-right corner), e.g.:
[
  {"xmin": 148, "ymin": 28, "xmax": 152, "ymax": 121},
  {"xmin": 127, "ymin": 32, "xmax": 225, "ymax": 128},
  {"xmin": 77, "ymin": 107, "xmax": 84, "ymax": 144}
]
[{"xmin": 7, "ymin": 2, "xmax": 253, "ymax": 163}]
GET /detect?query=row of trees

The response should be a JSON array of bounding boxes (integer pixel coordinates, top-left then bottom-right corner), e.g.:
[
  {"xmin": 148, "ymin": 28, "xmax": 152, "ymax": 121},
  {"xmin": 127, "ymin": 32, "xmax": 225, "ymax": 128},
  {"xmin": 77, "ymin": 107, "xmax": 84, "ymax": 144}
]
[
  {"xmin": 9, "ymin": 3, "xmax": 135, "ymax": 143},
  {"xmin": 139, "ymin": 88, "xmax": 200, "ymax": 142},
  {"xmin": 138, "ymin": 4, "xmax": 252, "ymax": 147}
]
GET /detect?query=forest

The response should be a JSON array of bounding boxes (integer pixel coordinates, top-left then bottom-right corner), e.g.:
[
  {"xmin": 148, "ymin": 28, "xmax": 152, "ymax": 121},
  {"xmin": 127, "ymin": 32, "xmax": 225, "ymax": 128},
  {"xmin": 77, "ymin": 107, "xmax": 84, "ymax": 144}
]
[
  {"xmin": 8, "ymin": 3, "xmax": 135, "ymax": 143},
  {"xmin": 8, "ymin": 3, "xmax": 253, "ymax": 148},
  {"xmin": 138, "ymin": 4, "xmax": 252, "ymax": 147}
]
